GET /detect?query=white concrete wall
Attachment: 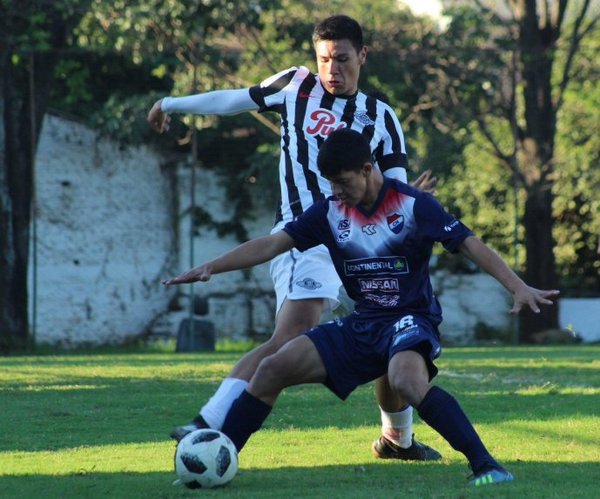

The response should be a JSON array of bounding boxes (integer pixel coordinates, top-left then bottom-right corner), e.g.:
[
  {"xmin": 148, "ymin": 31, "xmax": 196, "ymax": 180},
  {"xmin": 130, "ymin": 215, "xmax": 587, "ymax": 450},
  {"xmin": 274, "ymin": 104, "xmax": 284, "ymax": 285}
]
[
  {"xmin": 30, "ymin": 114, "xmax": 177, "ymax": 346},
  {"xmin": 559, "ymin": 298, "xmax": 600, "ymax": 343},
  {"xmin": 432, "ymin": 271, "xmax": 514, "ymax": 344},
  {"xmin": 172, "ymin": 163, "xmax": 275, "ymax": 339}
]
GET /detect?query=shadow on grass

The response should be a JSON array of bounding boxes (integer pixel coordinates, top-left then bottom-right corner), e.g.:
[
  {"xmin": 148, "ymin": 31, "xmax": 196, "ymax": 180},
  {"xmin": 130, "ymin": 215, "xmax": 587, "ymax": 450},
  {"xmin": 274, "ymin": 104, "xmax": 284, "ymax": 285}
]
[
  {"xmin": 1, "ymin": 346, "xmax": 598, "ymax": 453},
  {"xmin": 0, "ymin": 376, "xmax": 597, "ymax": 453},
  {"xmin": 0, "ymin": 462, "xmax": 598, "ymax": 499}
]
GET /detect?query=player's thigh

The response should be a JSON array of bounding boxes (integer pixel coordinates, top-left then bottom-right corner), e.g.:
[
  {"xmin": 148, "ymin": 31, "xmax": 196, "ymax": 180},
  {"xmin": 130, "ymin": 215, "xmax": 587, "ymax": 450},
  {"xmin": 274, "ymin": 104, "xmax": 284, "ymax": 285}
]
[
  {"xmin": 252, "ymin": 335, "xmax": 326, "ymax": 392},
  {"xmin": 272, "ymin": 297, "xmax": 325, "ymax": 343}
]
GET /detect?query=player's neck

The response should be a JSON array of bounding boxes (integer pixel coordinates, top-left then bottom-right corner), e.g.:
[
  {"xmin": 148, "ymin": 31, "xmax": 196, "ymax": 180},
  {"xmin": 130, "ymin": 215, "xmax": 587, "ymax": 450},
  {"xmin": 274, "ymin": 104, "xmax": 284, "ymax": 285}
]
[{"xmin": 358, "ymin": 172, "xmax": 384, "ymax": 211}]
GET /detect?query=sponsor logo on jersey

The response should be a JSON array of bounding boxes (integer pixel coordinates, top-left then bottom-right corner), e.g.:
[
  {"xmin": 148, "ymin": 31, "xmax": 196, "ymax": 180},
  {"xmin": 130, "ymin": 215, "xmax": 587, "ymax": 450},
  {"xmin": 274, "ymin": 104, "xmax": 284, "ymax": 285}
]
[
  {"xmin": 392, "ymin": 328, "xmax": 420, "ymax": 346},
  {"xmin": 387, "ymin": 212, "xmax": 404, "ymax": 234},
  {"xmin": 337, "ymin": 218, "xmax": 350, "ymax": 230},
  {"xmin": 355, "ymin": 111, "xmax": 375, "ymax": 127},
  {"xmin": 358, "ymin": 278, "xmax": 400, "ymax": 293},
  {"xmin": 336, "ymin": 218, "xmax": 351, "ymax": 242},
  {"xmin": 444, "ymin": 220, "xmax": 460, "ymax": 232},
  {"xmin": 295, "ymin": 278, "xmax": 323, "ymax": 290},
  {"xmin": 306, "ymin": 109, "xmax": 346, "ymax": 137},
  {"xmin": 362, "ymin": 224, "xmax": 376, "ymax": 235},
  {"xmin": 364, "ymin": 293, "xmax": 400, "ymax": 307},
  {"xmin": 344, "ymin": 256, "xmax": 409, "ymax": 276},
  {"xmin": 337, "ymin": 229, "xmax": 350, "ymax": 242}
]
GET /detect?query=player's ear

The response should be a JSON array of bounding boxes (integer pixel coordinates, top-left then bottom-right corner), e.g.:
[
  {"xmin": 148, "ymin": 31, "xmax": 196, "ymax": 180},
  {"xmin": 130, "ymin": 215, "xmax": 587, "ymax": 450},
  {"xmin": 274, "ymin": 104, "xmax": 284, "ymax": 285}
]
[
  {"xmin": 362, "ymin": 162, "xmax": 373, "ymax": 176},
  {"xmin": 358, "ymin": 46, "xmax": 367, "ymax": 65}
]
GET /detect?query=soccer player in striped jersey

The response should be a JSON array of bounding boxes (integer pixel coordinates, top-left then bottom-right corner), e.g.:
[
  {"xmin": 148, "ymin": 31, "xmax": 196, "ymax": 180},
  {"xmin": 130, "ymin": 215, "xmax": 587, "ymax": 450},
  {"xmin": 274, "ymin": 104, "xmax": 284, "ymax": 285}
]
[
  {"xmin": 149, "ymin": 14, "xmax": 439, "ymax": 460},
  {"xmin": 163, "ymin": 128, "xmax": 559, "ymax": 486}
]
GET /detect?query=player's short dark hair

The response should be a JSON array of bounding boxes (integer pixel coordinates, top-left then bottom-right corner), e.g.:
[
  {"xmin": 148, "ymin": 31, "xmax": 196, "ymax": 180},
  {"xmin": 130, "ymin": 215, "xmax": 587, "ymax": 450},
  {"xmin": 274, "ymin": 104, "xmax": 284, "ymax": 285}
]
[
  {"xmin": 312, "ymin": 15, "xmax": 364, "ymax": 53},
  {"xmin": 317, "ymin": 129, "xmax": 371, "ymax": 178}
]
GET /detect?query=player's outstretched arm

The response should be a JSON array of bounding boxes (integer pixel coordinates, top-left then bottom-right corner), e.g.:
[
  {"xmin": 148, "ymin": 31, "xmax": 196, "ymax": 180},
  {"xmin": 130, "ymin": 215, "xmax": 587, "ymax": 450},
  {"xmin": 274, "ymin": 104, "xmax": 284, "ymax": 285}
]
[
  {"xmin": 162, "ymin": 231, "xmax": 295, "ymax": 286},
  {"xmin": 148, "ymin": 89, "xmax": 259, "ymax": 134},
  {"xmin": 458, "ymin": 236, "xmax": 560, "ymax": 314}
]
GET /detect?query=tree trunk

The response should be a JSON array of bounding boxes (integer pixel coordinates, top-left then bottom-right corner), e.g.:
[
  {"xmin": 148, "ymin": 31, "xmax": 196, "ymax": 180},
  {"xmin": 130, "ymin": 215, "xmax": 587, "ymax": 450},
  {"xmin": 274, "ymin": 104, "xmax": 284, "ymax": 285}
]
[
  {"xmin": 0, "ymin": 0, "xmax": 91, "ymax": 352},
  {"xmin": 515, "ymin": 0, "xmax": 561, "ymax": 341},
  {"xmin": 520, "ymin": 185, "xmax": 560, "ymax": 339},
  {"xmin": 0, "ymin": 49, "xmax": 57, "ymax": 352}
]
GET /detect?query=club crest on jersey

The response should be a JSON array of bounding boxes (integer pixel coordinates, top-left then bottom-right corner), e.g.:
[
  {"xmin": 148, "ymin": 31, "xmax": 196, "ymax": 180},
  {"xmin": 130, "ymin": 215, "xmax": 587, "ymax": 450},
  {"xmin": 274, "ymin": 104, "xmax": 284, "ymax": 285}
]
[
  {"xmin": 306, "ymin": 109, "xmax": 346, "ymax": 137},
  {"xmin": 387, "ymin": 212, "xmax": 404, "ymax": 234},
  {"xmin": 355, "ymin": 111, "xmax": 375, "ymax": 127}
]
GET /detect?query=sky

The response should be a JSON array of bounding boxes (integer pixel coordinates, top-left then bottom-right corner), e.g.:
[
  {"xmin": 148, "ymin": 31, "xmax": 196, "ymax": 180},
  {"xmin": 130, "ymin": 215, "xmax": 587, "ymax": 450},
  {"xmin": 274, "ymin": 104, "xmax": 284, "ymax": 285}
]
[{"xmin": 400, "ymin": 0, "xmax": 444, "ymax": 18}]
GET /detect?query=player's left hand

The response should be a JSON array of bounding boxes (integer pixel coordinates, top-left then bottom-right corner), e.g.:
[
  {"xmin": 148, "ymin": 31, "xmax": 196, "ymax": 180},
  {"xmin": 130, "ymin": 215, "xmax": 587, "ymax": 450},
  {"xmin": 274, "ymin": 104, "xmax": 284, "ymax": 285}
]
[
  {"xmin": 509, "ymin": 286, "xmax": 560, "ymax": 314},
  {"xmin": 411, "ymin": 169, "xmax": 437, "ymax": 194},
  {"xmin": 162, "ymin": 265, "xmax": 213, "ymax": 285}
]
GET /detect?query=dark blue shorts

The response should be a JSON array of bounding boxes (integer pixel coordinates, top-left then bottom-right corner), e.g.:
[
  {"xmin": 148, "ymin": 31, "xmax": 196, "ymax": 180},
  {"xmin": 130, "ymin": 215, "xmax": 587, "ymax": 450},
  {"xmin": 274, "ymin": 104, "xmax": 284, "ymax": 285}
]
[{"xmin": 305, "ymin": 312, "xmax": 441, "ymax": 400}]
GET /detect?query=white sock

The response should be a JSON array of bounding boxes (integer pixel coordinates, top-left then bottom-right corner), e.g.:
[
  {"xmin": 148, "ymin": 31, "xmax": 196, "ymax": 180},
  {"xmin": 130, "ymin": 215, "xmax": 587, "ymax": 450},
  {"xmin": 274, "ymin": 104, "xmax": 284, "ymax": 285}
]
[
  {"xmin": 380, "ymin": 405, "xmax": 413, "ymax": 448},
  {"xmin": 200, "ymin": 377, "xmax": 249, "ymax": 430}
]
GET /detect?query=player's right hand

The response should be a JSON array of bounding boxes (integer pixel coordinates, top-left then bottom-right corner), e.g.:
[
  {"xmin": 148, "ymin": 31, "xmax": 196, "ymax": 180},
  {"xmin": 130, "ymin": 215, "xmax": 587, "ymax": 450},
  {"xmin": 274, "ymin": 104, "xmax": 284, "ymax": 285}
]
[
  {"xmin": 162, "ymin": 265, "xmax": 213, "ymax": 285},
  {"xmin": 411, "ymin": 169, "xmax": 437, "ymax": 194},
  {"xmin": 147, "ymin": 99, "xmax": 171, "ymax": 133}
]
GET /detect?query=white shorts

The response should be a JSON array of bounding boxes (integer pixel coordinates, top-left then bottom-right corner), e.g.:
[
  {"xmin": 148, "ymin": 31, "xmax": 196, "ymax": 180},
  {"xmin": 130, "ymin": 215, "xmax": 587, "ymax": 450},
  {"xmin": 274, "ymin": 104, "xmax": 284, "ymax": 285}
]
[{"xmin": 269, "ymin": 244, "xmax": 342, "ymax": 315}]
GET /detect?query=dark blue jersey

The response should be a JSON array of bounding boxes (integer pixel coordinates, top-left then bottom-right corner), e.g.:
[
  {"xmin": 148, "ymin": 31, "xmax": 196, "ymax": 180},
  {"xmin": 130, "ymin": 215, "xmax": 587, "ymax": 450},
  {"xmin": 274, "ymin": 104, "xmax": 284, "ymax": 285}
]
[{"xmin": 283, "ymin": 178, "xmax": 473, "ymax": 322}]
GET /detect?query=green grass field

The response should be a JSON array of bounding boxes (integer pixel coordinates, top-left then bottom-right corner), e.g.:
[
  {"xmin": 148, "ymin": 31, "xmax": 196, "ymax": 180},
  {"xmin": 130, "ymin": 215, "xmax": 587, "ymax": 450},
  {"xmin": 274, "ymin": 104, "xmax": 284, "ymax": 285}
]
[{"xmin": 1, "ymin": 344, "xmax": 598, "ymax": 498}]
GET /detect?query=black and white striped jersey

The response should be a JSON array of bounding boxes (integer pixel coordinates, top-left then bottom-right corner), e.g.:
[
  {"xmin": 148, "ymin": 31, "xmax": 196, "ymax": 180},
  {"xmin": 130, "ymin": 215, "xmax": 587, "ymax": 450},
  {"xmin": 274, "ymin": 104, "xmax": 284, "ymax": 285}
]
[{"xmin": 249, "ymin": 66, "xmax": 408, "ymax": 228}]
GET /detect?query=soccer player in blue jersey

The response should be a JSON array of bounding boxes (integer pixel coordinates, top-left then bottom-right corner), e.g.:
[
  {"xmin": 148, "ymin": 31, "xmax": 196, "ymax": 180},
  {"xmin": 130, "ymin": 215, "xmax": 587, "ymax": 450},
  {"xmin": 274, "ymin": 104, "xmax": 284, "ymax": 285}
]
[
  {"xmin": 149, "ymin": 15, "xmax": 439, "ymax": 460},
  {"xmin": 163, "ymin": 128, "xmax": 559, "ymax": 486}
]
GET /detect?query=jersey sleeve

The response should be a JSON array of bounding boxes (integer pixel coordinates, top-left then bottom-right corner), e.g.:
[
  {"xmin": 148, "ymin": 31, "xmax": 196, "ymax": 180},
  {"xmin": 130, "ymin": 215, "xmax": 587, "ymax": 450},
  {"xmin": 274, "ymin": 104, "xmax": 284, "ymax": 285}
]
[
  {"xmin": 414, "ymin": 193, "xmax": 473, "ymax": 253},
  {"xmin": 282, "ymin": 201, "xmax": 330, "ymax": 251},
  {"xmin": 161, "ymin": 89, "xmax": 257, "ymax": 115},
  {"xmin": 248, "ymin": 66, "xmax": 303, "ymax": 113},
  {"xmin": 373, "ymin": 104, "xmax": 409, "ymax": 173}
]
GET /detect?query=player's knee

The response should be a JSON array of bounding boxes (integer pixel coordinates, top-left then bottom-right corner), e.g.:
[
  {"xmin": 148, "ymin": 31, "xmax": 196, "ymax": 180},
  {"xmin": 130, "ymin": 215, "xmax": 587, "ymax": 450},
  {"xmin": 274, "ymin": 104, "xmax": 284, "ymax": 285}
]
[
  {"xmin": 388, "ymin": 370, "xmax": 428, "ymax": 407},
  {"xmin": 255, "ymin": 352, "xmax": 288, "ymax": 389}
]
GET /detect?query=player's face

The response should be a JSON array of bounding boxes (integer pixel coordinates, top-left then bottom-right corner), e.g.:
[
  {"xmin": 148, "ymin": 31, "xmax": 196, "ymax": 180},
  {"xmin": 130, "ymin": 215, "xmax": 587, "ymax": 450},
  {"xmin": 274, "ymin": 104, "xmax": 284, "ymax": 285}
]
[
  {"xmin": 314, "ymin": 39, "xmax": 366, "ymax": 96},
  {"xmin": 328, "ymin": 167, "xmax": 369, "ymax": 208}
]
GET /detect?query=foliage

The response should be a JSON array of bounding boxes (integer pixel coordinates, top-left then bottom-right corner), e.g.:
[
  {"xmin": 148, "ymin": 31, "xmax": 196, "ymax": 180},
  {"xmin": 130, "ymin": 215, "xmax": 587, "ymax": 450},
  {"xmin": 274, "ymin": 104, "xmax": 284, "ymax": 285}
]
[
  {"xmin": 553, "ymin": 68, "xmax": 600, "ymax": 294},
  {"xmin": 39, "ymin": 0, "xmax": 600, "ymax": 290},
  {"xmin": 417, "ymin": 2, "xmax": 600, "ymax": 303},
  {"xmin": 3, "ymin": 0, "xmax": 598, "ymax": 350}
]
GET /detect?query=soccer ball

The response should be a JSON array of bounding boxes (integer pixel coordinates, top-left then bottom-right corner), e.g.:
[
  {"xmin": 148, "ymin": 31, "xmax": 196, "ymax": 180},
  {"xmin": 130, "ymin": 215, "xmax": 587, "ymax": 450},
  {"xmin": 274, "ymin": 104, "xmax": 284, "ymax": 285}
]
[{"xmin": 174, "ymin": 429, "xmax": 238, "ymax": 489}]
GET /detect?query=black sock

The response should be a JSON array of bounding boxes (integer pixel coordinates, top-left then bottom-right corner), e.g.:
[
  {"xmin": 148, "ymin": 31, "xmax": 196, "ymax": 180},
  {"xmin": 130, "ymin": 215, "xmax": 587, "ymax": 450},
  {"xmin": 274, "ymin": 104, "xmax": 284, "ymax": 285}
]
[
  {"xmin": 417, "ymin": 386, "xmax": 499, "ymax": 474},
  {"xmin": 221, "ymin": 390, "xmax": 272, "ymax": 452}
]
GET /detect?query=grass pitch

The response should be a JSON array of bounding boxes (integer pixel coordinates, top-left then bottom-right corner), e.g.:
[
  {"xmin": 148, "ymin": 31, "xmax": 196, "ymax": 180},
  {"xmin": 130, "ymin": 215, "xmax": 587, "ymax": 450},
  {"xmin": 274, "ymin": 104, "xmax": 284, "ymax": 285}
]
[{"xmin": 0, "ymin": 344, "xmax": 598, "ymax": 498}]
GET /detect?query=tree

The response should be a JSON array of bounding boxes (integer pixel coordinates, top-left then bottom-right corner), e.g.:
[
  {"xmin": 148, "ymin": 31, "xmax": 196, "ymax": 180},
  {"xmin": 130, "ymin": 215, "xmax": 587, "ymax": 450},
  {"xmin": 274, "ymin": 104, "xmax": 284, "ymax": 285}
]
[
  {"xmin": 419, "ymin": 0, "xmax": 598, "ymax": 341},
  {"xmin": 0, "ymin": 0, "xmax": 91, "ymax": 352}
]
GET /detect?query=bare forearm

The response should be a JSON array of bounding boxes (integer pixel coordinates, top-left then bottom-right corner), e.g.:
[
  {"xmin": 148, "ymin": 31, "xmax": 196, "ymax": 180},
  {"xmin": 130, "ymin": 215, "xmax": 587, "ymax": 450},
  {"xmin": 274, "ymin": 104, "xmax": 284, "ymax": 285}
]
[
  {"xmin": 209, "ymin": 235, "xmax": 286, "ymax": 274},
  {"xmin": 163, "ymin": 232, "xmax": 294, "ymax": 285},
  {"xmin": 459, "ymin": 236, "xmax": 524, "ymax": 293},
  {"xmin": 458, "ymin": 235, "xmax": 559, "ymax": 314}
]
